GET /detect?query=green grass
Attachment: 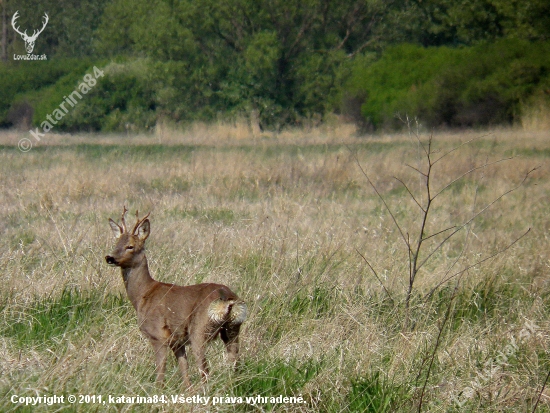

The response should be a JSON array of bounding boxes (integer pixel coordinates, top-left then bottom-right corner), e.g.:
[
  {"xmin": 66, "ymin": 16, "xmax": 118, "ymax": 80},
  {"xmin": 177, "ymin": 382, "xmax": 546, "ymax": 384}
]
[
  {"xmin": 289, "ymin": 287, "xmax": 336, "ymax": 318},
  {"xmin": 347, "ymin": 371, "xmax": 405, "ymax": 413},
  {"xmin": 506, "ymin": 147, "xmax": 550, "ymax": 158},
  {"xmin": 234, "ymin": 359, "xmax": 323, "ymax": 400},
  {"xmin": 1, "ymin": 289, "xmax": 129, "ymax": 348}
]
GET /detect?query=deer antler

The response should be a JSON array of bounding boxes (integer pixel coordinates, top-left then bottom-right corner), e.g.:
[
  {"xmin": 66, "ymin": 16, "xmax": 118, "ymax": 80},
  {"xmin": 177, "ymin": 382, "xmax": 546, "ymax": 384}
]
[
  {"xmin": 120, "ymin": 206, "xmax": 129, "ymax": 233},
  {"xmin": 11, "ymin": 11, "xmax": 27, "ymax": 38},
  {"xmin": 132, "ymin": 210, "xmax": 151, "ymax": 234}
]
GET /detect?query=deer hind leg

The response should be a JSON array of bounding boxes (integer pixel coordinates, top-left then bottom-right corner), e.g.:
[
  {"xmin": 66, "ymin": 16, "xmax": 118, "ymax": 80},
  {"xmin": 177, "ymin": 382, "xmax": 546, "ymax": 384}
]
[
  {"xmin": 173, "ymin": 345, "xmax": 192, "ymax": 389},
  {"xmin": 191, "ymin": 339, "xmax": 209, "ymax": 382},
  {"xmin": 150, "ymin": 340, "xmax": 168, "ymax": 386},
  {"xmin": 220, "ymin": 324, "xmax": 241, "ymax": 366}
]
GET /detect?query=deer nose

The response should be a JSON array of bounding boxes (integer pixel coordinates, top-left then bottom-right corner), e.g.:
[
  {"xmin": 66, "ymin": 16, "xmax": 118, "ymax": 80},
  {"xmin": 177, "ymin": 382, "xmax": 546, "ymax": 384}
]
[{"xmin": 105, "ymin": 255, "xmax": 117, "ymax": 265}]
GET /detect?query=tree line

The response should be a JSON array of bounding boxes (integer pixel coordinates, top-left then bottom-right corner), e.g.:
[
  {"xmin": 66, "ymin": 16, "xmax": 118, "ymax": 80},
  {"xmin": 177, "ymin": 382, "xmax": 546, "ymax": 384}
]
[{"xmin": 1, "ymin": 0, "xmax": 549, "ymax": 131}]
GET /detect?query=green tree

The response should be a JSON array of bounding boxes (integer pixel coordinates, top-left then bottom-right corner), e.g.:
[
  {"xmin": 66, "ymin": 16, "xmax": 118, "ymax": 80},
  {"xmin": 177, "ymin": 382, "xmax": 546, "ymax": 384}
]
[
  {"xmin": 92, "ymin": 0, "xmax": 396, "ymax": 126},
  {"xmin": 383, "ymin": 0, "xmax": 550, "ymax": 47}
]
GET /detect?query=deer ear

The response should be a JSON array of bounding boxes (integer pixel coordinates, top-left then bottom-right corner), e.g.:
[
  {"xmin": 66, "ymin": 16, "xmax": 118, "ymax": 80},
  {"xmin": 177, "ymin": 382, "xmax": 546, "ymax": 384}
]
[
  {"xmin": 136, "ymin": 219, "xmax": 150, "ymax": 241},
  {"xmin": 109, "ymin": 218, "xmax": 123, "ymax": 239}
]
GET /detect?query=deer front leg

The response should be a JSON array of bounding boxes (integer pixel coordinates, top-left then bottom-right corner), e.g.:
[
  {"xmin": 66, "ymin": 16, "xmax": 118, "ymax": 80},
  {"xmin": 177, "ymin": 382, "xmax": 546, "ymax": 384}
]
[
  {"xmin": 174, "ymin": 346, "xmax": 192, "ymax": 389},
  {"xmin": 150, "ymin": 340, "xmax": 168, "ymax": 386}
]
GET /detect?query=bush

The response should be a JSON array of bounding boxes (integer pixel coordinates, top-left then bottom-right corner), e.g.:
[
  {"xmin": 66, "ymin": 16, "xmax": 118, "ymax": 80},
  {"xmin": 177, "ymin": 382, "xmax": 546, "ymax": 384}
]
[
  {"xmin": 345, "ymin": 39, "xmax": 550, "ymax": 129},
  {"xmin": 0, "ymin": 59, "xmax": 91, "ymax": 127},
  {"xmin": 60, "ymin": 60, "xmax": 159, "ymax": 132}
]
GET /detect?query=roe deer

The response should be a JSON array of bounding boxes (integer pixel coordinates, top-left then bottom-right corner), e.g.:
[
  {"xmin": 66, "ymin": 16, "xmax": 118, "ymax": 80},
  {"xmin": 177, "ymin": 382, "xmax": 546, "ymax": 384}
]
[{"xmin": 105, "ymin": 207, "xmax": 246, "ymax": 387}]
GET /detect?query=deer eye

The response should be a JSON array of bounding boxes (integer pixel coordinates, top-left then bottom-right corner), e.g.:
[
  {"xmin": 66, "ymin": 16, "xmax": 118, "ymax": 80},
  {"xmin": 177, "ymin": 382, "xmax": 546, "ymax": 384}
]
[{"xmin": 126, "ymin": 245, "xmax": 134, "ymax": 250}]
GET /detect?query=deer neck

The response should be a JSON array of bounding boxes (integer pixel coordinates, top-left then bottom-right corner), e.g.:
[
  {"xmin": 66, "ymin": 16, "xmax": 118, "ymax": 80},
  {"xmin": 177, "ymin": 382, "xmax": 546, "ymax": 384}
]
[{"xmin": 121, "ymin": 254, "xmax": 155, "ymax": 310}]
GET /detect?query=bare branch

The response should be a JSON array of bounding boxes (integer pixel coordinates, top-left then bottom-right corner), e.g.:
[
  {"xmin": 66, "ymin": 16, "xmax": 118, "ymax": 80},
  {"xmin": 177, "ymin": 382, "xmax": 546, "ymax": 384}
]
[
  {"xmin": 418, "ymin": 282, "xmax": 458, "ymax": 412},
  {"xmin": 356, "ymin": 248, "xmax": 394, "ymax": 303},
  {"xmin": 350, "ymin": 148, "xmax": 411, "ymax": 253},
  {"xmin": 394, "ymin": 176, "xmax": 425, "ymax": 212},
  {"xmin": 405, "ymin": 163, "xmax": 428, "ymax": 177},
  {"xmin": 439, "ymin": 156, "xmax": 487, "ymax": 281},
  {"xmin": 432, "ymin": 157, "xmax": 516, "ymax": 201},
  {"xmin": 421, "ymin": 225, "xmax": 458, "ymax": 242},
  {"xmin": 532, "ymin": 369, "xmax": 550, "ymax": 413},
  {"xmin": 400, "ymin": 114, "xmax": 431, "ymax": 158},
  {"xmin": 424, "ymin": 228, "xmax": 531, "ymax": 299},
  {"xmin": 407, "ymin": 232, "xmax": 413, "ymax": 283},
  {"xmin": 416, "ymin": 167, "xmax": 537, "ymax": 273},
  {"xmin": 432, "ymin": 134, "xmax": 493, "ymax": 165}
]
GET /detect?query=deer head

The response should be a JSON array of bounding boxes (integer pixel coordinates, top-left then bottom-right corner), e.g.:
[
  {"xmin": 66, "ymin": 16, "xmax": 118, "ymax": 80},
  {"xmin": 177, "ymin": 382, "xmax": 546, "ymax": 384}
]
[
  {"xmin": 105, "ymin": 207, "xmax": 151, "ymax": 269},
  {"xmin": 12, "ymin": 11, "xmax": 49, "ymax": 54}
]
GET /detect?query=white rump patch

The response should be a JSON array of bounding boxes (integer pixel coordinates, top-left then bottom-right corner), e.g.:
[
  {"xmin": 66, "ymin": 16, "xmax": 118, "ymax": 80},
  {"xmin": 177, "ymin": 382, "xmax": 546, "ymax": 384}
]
[
  {"xmin": 208, "ymin": 299, "xmax": 247, "ymax": 325},
  {"xmin": 208, "ymin": 299, "xmax": 230, "ymax": 323}
]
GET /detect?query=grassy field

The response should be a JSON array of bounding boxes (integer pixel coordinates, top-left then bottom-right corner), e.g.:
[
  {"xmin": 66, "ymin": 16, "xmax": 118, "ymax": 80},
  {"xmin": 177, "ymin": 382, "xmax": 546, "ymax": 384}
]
[{"xmin": 0, "ymin": 124, "xmax": 549, "ymax": 412}]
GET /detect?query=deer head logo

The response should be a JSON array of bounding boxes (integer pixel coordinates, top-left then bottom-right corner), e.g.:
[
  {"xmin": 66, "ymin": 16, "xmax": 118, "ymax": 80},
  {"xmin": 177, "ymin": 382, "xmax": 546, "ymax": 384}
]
[{"xmin": 11, "ymin": 11, "xmax": 49, "ymax": 54}]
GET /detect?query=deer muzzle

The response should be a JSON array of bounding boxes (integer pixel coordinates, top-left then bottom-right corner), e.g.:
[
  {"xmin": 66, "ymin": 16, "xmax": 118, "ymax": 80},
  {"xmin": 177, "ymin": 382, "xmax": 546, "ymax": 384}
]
[{"xmin": 105, "ymin": 255, "xmax": 118, "ymax": 265}]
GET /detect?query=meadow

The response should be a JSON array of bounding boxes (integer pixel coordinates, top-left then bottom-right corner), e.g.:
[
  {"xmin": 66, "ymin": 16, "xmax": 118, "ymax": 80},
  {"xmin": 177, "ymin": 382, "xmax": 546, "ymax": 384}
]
[{"xmin": 0, "ymin": 123, "xmax": 549, "ymax": 412}]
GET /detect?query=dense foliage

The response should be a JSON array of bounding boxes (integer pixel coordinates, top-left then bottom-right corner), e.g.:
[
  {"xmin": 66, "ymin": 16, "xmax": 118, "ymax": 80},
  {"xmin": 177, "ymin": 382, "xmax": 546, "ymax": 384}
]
[
  {"xmin": 1, "ymin": 0, "xmax": 549, "ymax": 131},
  {"xmin": 345, "ymin": 39, "xmax": 550, "ymax": 129}
]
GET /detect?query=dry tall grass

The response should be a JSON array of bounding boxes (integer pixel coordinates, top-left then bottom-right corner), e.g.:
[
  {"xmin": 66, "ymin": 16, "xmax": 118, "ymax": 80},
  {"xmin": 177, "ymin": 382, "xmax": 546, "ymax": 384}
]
[
  {"xmin": 0, "ymin": 125, "xmax": 549, "ymax": 412},
  {"xmin": 522, "ymin": 96, "xmax": 550, "ymax": 132}
]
